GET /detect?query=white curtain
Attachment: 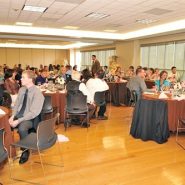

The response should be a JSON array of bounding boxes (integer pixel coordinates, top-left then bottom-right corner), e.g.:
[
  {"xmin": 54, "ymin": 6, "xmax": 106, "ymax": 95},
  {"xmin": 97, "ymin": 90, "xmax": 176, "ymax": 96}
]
[{"xmin": 141, "ymin": 41, "xmax": 185, "ymax": 70}]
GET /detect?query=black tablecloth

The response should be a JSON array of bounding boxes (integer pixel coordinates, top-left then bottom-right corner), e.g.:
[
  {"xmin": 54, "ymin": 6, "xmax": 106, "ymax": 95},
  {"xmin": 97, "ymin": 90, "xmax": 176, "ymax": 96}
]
[
  {"xmin": 130, "ymin": 99, "xmax": 169, "ymax": 144},
  {"xmin": 107, "ymin": 82, "xmax": 128, "ymax": 106}
]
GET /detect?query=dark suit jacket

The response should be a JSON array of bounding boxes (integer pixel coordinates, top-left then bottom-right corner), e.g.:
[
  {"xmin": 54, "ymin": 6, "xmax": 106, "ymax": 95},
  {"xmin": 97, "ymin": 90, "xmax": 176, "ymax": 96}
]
[{"xmin": 91, "ymin": 60, "xmax": 100, "ymax": 76}]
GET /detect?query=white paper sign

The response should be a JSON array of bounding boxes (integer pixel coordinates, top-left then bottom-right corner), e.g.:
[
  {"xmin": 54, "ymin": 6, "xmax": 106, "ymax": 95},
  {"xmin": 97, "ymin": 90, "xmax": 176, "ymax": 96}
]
[{"xmin": 0, "ymin": 108, "xmax": 6, "ymax": 115}]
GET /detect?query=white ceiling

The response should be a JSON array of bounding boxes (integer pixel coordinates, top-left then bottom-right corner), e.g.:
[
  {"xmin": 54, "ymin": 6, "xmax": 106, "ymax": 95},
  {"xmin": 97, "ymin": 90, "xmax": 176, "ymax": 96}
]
[{"xmin": 0, "ymin": 0, "xmax": 185, "ymax": 47}]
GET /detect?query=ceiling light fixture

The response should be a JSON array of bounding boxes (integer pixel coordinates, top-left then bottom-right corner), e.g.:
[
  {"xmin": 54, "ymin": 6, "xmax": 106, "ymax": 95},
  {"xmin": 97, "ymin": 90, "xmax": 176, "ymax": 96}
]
[
  {"xmin": 136, "ymin": 19, "xmax": 157, "ymax": 24},
  {"xmin": 104, "ymin": 29, "xmax": 118, "ymax": 33},
  {"xmin": 23, "ymin": 5, "xmax": 47, "ymax": 13},
  {"xmin": 62, "ymin": 42, "xmax": 96, "ymax": 49},
  {"xmin": 63, "ymin": 26, "xmax": 79, "ymax": 30},
  {"xmin": 15, "ymin": 22, "xmax": 33, "ymax": 26},
  {"xmin": 0, "ymin": 42, "xmax": 96, "ymax": 49},
  {"xmin": 85, "ymin": 12, "xmax": 110, "ymax": 19}
]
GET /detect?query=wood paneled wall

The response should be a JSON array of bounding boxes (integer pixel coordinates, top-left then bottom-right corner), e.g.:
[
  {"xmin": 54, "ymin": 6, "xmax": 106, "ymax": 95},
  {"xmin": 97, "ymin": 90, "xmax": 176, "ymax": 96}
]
[{"xmin": 0, "ymin": 48, "xmax": 69, "ymax": 69}]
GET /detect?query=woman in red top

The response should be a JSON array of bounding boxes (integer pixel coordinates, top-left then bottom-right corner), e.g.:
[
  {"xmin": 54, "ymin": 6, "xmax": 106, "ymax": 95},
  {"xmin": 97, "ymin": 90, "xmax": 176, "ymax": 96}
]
[{"xmin": 4, "ymin": 69, "xmax": 20, "ymax": 95}]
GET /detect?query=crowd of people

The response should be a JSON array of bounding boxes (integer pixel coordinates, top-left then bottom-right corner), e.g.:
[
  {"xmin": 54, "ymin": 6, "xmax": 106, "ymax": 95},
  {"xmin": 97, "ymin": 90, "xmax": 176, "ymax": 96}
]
[{"xmin": 0, "ymin": 55, "xmax": 184, "ymax": 165}]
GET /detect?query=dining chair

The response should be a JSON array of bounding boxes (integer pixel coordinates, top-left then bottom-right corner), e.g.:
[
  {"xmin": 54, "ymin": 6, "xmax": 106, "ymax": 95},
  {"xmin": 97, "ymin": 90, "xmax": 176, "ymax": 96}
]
[
  {"xmin": 64, "ymin": 90, "xmax": 89, "ymax": 130},
  {"xmin": 0, "ymin": 128, "xmax": 8, "ymax": 163},
  {"xmin": 9, "ymin": 113, "xmax": 63, "ymax": 185},
  {"xmin": 41, "ymin": 95, "xmax": 59, "ymax": 123},
  {"xmin": 176, "ymin": 119, "xmax": 185, "ymax": 149}
]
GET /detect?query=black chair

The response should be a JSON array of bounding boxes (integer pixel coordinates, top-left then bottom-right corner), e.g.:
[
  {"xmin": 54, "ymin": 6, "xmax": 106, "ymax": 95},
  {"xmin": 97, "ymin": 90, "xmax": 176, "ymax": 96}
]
[
  {"xmin": 64, "ymin": 90, "xmax": 89, "ymax": 130},
  {"xmin": 9, "ymin": 113, "xmax": 63, "ymax": 184},
  {"xmin": 176, "ymin": 119, "xmax": 185, "ymax": 149},
  {"xmin": 126, "ymin": 88, "xmax": 138, "ymax": 107},
  {"xmin": 41, "ymin": 95, "xmax": 59, "ymax": 123},
  {"xmin": 0, "ymin": 128, "xmax": 8, "ymax": 163},
  {"xmin": 94, "ymin": 91, "xmax": 106, "ymax": 106},
  {"xmin": 0, "ymin": 91, "xmax": 12, "ymax": 108},
  {"xmin": 130, "ymin": 99, "xmax": 169, "ymax": 144},
  {"xmin": 94, "ymin": 91, "xmax": 109, "ymax": 118}
]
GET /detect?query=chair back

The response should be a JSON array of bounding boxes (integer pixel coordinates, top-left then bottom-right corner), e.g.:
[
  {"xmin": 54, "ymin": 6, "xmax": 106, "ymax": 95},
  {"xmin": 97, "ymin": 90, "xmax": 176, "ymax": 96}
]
[
  {"xmin": 42, "ymin": 95, "xmax": 53, "ymax": 114},
  {"xmin": 0, "ymin": 128, "xmax": 8, "ymax": 163},
  {"xmin": 94, "ymin": 91, "xmax": 106, "ymax": 106},
  {"xmin": 0, "ymin": 91, "xmax": 12, "ymax": 108},
  {"xmin": 126, "ymin": 88, "xmax": 137, "ymax": 106},
  {"xmin": 37, "ymin": 114, "xmax": 59, "ymax": 150},
  {"xmin": 66, "ymin": 90, "xmax": 88, "ymax": 113}
]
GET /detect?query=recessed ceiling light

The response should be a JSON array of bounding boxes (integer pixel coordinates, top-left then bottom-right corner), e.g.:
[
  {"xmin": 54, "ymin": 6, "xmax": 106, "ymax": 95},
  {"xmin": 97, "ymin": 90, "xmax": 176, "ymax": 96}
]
[
  {"xmin": 136, "ymin": 19, "xmax": 157, "ymax": 24},
  {"xmin": 63, "ymin": 26, "xmax": 79, "ymax": 30},
  {"xmin": 104, "ymin": 30, "xmax": 117, "ymax": 33},
  {"xmin": 23, "ymin": 5, "xmax": 47, "ymax": 13},
  {"xmin": 85, "ymin": 12, "xmax": 110, "ymax": 19},
  {"xmin": 15, "ymin": 22, "xmax": 33, "ymax": 26}
]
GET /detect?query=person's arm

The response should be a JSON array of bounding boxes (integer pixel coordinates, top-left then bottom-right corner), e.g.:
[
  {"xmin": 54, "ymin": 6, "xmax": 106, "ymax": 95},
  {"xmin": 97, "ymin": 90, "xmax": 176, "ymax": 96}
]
[{"xmin": 141, "ymin": 79, "xmax": 154, "ymax": 92}]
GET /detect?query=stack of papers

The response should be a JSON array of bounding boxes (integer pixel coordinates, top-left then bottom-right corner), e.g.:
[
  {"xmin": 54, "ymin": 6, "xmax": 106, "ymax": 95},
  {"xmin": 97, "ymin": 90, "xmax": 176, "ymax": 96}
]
[{"xmin": 0, "ymin": 109, "xmax": 6, "ymax": 115}]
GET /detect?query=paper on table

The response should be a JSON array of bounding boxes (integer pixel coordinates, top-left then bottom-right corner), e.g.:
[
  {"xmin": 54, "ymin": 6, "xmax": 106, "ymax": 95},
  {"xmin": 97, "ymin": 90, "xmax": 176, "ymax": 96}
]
[
  {"xmin": 59, "ymin": 90, "xmax": 66, "ymax": 94},
  {"xmin": 0, "ymin": 108, "xmax": 6, "ymax": 115},
  {"xmin": 173, "ymin": 95, "xmax": 185, "ymax": 101},
  {"xmin": 159, "ymin": 92, "xmax": 168, "ymax": 99},
  {"xmin": 45, "ymin": 90, "xmax": 55, "ymax": 94},
  {"xmin": 57, "ymin": 134, "xmax": 69, "ymax": 142}
]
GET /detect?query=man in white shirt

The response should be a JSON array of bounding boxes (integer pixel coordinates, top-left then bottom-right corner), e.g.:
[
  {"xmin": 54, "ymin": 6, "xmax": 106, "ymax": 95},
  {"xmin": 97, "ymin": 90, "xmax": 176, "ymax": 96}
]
[
  {"xmin": 86, "ymin": 69, "xmax": 109, "ymax": 120},
  {"xmin": 168, "ymin": 66, "xmax": 180, "ymax": 82}
]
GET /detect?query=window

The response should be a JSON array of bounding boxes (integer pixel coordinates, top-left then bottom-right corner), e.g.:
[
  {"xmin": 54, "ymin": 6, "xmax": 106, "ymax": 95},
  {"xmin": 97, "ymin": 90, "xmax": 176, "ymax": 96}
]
[{"xmin": 141, "ymin": 41, "xmax": 185, "ymax": 71}]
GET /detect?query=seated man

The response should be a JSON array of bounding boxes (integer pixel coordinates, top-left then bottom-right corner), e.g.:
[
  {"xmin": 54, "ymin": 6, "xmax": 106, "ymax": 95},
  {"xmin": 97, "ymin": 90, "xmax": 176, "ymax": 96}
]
[
  {"xmin": 66, "ymin": 71, "xmax": 95, "ymax": 127},
  {"xmin": 35, "ymin": 69, "xmax": 47, "ymax": 85},
  {"xmin": 168, "ymin": 66, "xmax": 180, "ymax": 83},
  {"xmin": 9, "ymin": 70, "xmax": 44, "ymax": 164},
  {"xmin": 86, "ymin": 69, "xmax": 109, "ymax": 120},
  {"xmin": 126, "ymin": 68, "xmax": 153, "ymax": 99}
]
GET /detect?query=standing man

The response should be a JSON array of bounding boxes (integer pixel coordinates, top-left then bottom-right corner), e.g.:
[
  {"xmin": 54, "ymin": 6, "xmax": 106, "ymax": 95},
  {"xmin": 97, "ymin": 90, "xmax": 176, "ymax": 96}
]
[
  {"xmin": 9, "ymin": 70, "xmax": 44, "ymax": 164},
  {"xmin": 91, "ymin": 55, "xmax": 100, "ymax": 77}
]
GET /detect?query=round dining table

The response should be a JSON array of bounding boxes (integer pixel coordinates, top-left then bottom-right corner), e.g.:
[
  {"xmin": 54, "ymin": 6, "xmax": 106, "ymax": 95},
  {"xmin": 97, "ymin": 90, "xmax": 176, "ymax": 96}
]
[{"xmin": 142, "ymin": 93, "xmax": 185, "ymax": 132}]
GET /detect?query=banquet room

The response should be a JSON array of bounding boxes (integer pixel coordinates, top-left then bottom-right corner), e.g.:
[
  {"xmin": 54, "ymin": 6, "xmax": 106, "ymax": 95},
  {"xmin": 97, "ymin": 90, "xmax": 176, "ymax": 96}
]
[{"xmin": 1, "ymin": 0, "xmax": 185, "ymax": 184}]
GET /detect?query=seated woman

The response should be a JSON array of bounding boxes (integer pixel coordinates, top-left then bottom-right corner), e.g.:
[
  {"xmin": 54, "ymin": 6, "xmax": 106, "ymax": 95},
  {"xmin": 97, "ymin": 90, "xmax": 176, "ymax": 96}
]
[
  {"xmin": 115, "ymin": 66, "xmax": 122, "ymax": 77},
  {"xmin": 155, "ymin": 70, "xmax": 170, "ymax": 91},
  {"xmin": 146, "ymin": 68, "xmax": 154, "ymax": 80},
  {"xmin": 81, "ymin": 68, "xmax": 92, "ymax": 84},
  {"xmin": 151, "ymin": 68, "xmax": 160, "ymax": 80},
  {"xmin": 126, "ymin": 66, "xmax": 135, "ymax": 77},
  {"xmin": 4, "ymin": 69, "xmax": 20, "ymax": 95}
]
